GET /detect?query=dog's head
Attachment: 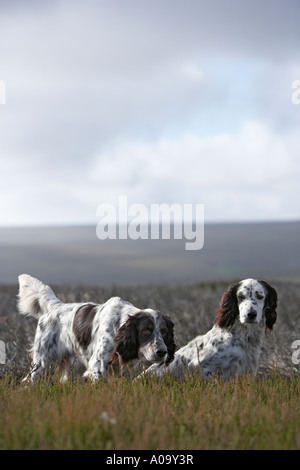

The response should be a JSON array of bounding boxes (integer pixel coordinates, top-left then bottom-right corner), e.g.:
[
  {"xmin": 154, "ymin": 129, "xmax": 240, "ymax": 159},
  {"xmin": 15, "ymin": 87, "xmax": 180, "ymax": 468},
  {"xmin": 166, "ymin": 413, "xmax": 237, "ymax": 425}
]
[
  {"xmin": 216, "ymin": 279, "xmax": 277, "ymax": 331},
  {"xmin": 111, "ymin": 310, "xmax": 176, "ymax": 366}
]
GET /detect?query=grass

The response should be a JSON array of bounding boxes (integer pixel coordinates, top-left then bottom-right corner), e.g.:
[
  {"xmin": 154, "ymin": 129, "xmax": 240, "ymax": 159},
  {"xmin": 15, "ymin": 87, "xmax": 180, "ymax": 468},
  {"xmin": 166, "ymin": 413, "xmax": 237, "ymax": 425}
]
[
  {"xmin": 0, "ymin": 371, "xmax": 299, "ymax": 450},
  {"xmin": 1, "ymin": 279, "xmax": 300, "ymax": 450}
]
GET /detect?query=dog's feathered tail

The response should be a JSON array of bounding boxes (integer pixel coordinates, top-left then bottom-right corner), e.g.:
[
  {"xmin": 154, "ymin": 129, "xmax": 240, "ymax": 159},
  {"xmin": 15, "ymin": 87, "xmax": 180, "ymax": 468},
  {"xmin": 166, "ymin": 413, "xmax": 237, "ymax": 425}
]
[{"xmin": 18, "ymin": 274, "xmax": 61, "ymax": 318}]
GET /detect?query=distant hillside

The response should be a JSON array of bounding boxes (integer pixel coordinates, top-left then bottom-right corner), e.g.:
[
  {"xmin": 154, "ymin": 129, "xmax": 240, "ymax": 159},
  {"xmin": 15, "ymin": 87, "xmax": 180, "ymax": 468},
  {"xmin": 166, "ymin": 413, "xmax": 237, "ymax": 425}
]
[{"xmin": 0, "ymin": 221, "xmax": 299, "ymax": 285}]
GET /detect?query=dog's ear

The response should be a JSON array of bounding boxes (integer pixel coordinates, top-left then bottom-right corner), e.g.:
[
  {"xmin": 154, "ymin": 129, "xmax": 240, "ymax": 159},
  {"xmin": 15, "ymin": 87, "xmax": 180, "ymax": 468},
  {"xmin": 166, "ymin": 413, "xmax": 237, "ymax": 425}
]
[
  {"xmin": 111, "ymin": 314, "xmax": 140, "ymax": 365},
  {"xmin": 162, "ymin": 314, "xmax": 176, "ymax": 364},
  {"xmin": 215, "ymin": 282, "xmax": 240, "ymax": 328},
  {"xmin": 259, "ymin": 280, "xmax": 278, "ymax": 331}
]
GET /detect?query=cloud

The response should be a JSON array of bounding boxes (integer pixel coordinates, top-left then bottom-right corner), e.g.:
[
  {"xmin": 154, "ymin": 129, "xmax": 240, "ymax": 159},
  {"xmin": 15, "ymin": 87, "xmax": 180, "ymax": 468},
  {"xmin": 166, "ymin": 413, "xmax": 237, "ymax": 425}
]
[
  {"xmin": 90, "ymin": 121, "xmax": 300, "ymax": 220},
  {"xmin": 91, "ymin": 121, "xmax": 298, "ymax": 187},
  {"xmin": 0, "ymin": 1, "xmax": 299, "ymax": 225}
]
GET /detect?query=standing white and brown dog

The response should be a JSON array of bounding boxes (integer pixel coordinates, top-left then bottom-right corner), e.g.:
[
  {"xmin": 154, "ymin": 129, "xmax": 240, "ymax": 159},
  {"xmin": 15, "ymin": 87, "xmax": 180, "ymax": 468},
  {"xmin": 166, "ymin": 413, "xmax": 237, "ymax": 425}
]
[
  {"xmin": 18, "ymin": 274, "xmax": 175, "ymax": 381},
  {"xmin": 139, "ymin": 279, "xmax": 277, "ymax": 380}
]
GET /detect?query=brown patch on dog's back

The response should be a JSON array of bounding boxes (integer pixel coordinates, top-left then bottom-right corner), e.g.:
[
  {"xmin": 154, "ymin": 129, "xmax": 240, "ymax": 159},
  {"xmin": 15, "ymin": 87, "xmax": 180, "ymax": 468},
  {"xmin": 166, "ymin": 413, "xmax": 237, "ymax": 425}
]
[{"xmin": 73, "ymin": 304, "xmax": 97, "ymax": 349}]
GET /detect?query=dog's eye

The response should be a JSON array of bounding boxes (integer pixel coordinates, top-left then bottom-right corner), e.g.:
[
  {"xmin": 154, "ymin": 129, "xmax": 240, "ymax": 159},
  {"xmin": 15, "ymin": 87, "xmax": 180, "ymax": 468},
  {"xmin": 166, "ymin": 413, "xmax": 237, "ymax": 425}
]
[
  {"xmin": 256, "ymin": 293, "xmax": 264, "ymax": 300},
  {"xmin": 238, "ymin": 293, "xmax": 245, "ymax": 301},
  {"xmin": 142, "ymin": 327, "xmax": 153, "ymax": 335},
  {"xmin": 161, "ymin": 327, "xmax": 167, "ymax": 336}
]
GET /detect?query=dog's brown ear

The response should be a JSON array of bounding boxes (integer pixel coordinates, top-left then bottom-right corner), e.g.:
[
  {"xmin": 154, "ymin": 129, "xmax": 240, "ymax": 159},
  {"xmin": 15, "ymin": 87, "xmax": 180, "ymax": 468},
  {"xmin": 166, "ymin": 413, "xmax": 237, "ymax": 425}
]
[
  {"xmin": 111, "ymin": 314, "xmax": 140, "ymax": 365},
  {"xmin": 259, "ymin": 280, "xmax": 278, "ymax": 331},
  {"xmin": 162, "ymin": 314, "xmax": 176, "ymax": 364},
  {"xmin": 215, "ymin": 282, "xmax": 240, "ymax": 328}
]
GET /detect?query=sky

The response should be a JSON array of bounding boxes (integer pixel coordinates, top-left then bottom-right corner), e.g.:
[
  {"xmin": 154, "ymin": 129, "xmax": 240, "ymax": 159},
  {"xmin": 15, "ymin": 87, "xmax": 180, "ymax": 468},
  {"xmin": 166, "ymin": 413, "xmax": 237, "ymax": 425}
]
[{"xmin": 0, "ymin": 0, "xmax": 300, "ymax": 226}]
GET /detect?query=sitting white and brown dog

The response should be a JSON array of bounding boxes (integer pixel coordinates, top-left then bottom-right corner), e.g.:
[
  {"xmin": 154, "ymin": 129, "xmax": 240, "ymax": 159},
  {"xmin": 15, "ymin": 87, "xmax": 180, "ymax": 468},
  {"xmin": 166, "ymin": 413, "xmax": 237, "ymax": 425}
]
[
  {"xmin": 18, "ymin": 274, "xmax": 175, "ymax": 381},
  {"xmin": 139, "ymin": 279, "xmax": 277, "ymax": 380}
]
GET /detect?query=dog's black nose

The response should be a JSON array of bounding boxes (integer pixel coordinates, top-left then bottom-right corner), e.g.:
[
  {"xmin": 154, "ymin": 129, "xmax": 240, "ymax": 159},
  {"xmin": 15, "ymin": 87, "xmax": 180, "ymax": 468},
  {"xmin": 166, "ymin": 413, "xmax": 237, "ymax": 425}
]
[
  {"xmin": 247, "ymin": 311, "xmax": 257, "ymax": 321},
  {"xmin": 156, "ymin": 349, "xmax": 167, "ymax": 357}
]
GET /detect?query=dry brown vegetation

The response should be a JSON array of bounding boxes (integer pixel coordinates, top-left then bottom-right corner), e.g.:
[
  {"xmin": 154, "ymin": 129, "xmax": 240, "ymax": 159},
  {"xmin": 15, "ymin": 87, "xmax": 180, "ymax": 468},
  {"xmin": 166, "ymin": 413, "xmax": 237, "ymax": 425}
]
[
  {"xmin": 0, "ymin": 372, "xmax": 299, "ymax": 450},
  {"xmin": 1, "ymin": 279, "xmax": 299, "ymax": 378},
  {"xmin": 0, "ymin": 280, "xmax": 300, "ymax": 450}
]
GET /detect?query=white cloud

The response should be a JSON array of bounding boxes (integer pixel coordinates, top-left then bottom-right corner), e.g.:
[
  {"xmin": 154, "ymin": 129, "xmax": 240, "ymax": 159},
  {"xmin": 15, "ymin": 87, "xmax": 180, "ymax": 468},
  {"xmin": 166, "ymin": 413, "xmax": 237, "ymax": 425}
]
[
  {"xmin": 91, "ymin": 121, "xmax": 297, "ymax": 189},
  {"xmin": 0, "ymin": 1, "xmax": 299, "ymax": 226},
  {"xmin": 3, "ymin": 119, "xmax": 298, "ymax": 226},
  {"xmin": 88, "ymin": 121, "xmax": 300, "ymax": 222}
]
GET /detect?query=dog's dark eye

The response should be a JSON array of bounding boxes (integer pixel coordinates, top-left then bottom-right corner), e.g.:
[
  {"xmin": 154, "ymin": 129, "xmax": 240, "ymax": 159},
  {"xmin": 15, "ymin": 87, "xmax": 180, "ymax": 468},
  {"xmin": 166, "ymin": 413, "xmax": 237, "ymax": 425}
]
[
  {"xmin": 238, "ymin": 293, "xmax": 245, "ymax": 301},
  {"xmin": 161, "ymin": 327, "xmax": 167, "ymax": 336},
  {"xmin": 256, "ymin": 293, "xmax": 264, "ymax": 300},
  {"xmin": 142, "ymin": 327, "xmax": 153, "ymax": 335}
]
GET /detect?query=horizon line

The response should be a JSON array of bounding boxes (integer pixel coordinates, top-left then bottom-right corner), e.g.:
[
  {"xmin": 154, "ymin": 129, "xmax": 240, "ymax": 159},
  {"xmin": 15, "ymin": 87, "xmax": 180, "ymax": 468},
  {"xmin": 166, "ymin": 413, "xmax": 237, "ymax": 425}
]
[{"xmin": 0, "ymin": 219, "xmax": 299, "ymax": 230}]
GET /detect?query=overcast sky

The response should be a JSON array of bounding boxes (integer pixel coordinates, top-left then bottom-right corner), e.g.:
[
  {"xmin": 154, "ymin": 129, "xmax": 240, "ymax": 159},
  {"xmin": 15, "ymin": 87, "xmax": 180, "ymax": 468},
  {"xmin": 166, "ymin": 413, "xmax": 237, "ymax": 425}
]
[{"xmin": 0, "ymin": 0, "xmax": 299, "ymax": 226}]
